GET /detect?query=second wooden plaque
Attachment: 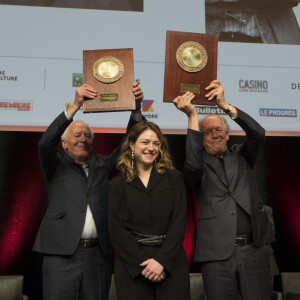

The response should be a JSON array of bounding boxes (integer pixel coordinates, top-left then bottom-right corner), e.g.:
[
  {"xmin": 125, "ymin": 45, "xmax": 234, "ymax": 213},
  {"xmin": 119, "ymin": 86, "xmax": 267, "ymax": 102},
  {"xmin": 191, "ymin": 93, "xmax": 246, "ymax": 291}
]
[{"xmin": 163, "ymin": 31, "xmax": 218, "ymax": 106}]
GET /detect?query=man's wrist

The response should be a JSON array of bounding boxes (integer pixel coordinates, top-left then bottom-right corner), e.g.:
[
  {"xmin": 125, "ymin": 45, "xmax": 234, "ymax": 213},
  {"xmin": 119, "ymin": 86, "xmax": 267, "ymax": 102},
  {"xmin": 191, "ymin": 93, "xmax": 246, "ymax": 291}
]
[
  {"xmin": 219, "ymin": 103, "xmax": 238, "ymax": 119},
  {"xmin": 64, "ymin": 110, "xmax": 73, "ymax": 120},
  {"xmin": 131, "ymin": 109, "xmax": 142, "ymax": 122},
  {"xmin": 66, "ymin": 104, "xmax": 80, "ymax": 117},
  {"xmin": 135, "ymin": 103, "xmax": 142, "ymax": 111},
  {"xmin": 187, "ymin": 110, "xmax": 198, "ymax": 118},
  {"xmin": 187, "ymin": 113, "xmax": 200, "ymax": 131},
  {"xmin": 223, "ymin": 104, "xmax": 233, "ymax": 114}
]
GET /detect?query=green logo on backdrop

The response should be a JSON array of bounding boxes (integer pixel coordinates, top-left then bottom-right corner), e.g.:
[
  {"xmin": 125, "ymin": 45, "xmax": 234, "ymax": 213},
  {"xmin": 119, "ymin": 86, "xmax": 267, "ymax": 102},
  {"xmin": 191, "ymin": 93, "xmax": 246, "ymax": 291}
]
[{"xmin": 72, "ymin": 73, "xmax": 83, "ymax": 87}]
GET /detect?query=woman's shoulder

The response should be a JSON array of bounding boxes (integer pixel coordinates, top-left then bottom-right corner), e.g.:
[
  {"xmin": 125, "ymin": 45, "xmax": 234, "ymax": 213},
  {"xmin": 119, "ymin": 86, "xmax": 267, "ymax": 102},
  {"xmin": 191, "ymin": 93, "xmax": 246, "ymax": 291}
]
[
  {"xmin": 109, "ymin": 173, "xmax": 126, "ymax": 187},
  {"xmin": 165, "ymin": 168, "xmax": 183, "ymax": 179}
]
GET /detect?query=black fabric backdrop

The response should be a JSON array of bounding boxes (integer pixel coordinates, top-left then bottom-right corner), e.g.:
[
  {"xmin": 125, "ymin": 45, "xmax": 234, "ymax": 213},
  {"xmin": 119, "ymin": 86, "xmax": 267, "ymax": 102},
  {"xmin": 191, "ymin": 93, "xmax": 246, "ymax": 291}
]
[{"xmin": 0, "ymin": 131, "xmax": 299, "ymax": 299}]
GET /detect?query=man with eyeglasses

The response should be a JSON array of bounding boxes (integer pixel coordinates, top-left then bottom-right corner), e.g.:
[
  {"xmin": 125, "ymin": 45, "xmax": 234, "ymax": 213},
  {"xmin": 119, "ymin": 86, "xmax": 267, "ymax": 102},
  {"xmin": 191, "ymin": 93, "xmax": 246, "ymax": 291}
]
[{"xmin": 173, "ymin": 80, "xmax": 275, "ymax": 300}]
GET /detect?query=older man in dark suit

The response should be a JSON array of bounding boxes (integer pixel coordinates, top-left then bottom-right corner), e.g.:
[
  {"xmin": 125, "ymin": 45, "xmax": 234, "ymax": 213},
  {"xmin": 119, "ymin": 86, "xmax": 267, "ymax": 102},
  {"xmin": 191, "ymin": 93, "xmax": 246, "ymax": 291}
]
[
  {"xmin": 173, "ymin": 80, "xmax": 275, "ymax": 300},
  {"xmin": 33, "ymin": 82, "xmax": 143, "ymax": 300}
]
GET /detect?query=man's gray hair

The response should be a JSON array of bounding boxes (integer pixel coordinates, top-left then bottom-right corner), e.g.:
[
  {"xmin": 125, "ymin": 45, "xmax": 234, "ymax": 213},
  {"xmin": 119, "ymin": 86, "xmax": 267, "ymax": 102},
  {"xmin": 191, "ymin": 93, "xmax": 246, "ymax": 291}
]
[
  {"xmin": 61, "ymin": 120, "xmax": 94, "ymax": 141},
  {"xmin": 199, "ymin": 115, "xmax": 231, "ymax": 134}
]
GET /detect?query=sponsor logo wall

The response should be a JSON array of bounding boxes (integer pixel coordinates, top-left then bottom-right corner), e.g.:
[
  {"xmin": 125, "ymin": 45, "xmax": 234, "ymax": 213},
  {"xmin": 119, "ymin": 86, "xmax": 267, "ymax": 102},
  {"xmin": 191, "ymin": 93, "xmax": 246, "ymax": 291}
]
[{"xmin": 0, "ymin": 1, "xmax": 299, "ymax": 134}]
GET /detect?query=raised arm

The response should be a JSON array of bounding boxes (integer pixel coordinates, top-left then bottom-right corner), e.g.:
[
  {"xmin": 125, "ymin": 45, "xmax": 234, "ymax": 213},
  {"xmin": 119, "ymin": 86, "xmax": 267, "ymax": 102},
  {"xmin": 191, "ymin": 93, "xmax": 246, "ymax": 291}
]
[
  {"xmin": 38, "ymin": 112, "xmax": 72, "ymax": 184},
  {"xmin": 205, "ymin": 79, "xmax": 265, "ymax": 166},
  {"xmin": 173, "ymin": 92, "xmax": 199, "ymax": 131},
  {"xmin": 172, "ymin": 92, "xmax": 204, "ymax": 187},
  {"xmin": 39, "ymin": 84, "xmax": 97, "ymax": 182},
  {"xmin": 234, "ymin": 108, "xmax": 265, "ymax": 168},
  {"xmin": 66, "ymin": 84, "xmax": 97, "ymax": 116}
]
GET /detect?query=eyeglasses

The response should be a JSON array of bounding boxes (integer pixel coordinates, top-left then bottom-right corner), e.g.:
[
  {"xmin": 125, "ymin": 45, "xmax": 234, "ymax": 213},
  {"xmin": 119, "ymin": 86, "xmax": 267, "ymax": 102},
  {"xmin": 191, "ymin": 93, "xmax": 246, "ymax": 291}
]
[{"xmin": 203, "ymin": 128, "xmax": 225, "ymax": 136}]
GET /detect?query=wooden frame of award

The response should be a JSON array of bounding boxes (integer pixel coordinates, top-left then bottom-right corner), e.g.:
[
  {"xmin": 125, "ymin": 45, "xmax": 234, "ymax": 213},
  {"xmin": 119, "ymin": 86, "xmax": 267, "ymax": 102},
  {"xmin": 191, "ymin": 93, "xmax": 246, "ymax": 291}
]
[
  {"xmin": 83, "ymin": 48, "xmax": 135, "ymax": 113},
  {"xmin": 163, "ymin": 31, "xmax": 218, "ymax": 106}
]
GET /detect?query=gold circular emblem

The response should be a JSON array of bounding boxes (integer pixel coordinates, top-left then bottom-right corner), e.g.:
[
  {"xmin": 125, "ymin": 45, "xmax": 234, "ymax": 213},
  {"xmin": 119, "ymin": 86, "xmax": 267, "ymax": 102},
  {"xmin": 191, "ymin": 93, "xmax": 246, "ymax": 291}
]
[
  {"xmin": 93, "ymin": 56, "xmax": 124, "ymax": 83},
  {"xmin": 176, "ymin": 41, "xmax": 208, "ymax": 72}
]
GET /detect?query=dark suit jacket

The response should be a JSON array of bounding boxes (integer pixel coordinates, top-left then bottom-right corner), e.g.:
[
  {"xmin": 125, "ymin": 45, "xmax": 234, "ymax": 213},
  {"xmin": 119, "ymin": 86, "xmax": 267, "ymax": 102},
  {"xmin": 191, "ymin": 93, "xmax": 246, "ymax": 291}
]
[
  {"xmin": 33, "ymin": 111, "xmax": 137, "ymax": 256},
  {"xmin": 184, "ymin": 108, "xmax": 275, "ymax": 262},
  {"xmin": 108, "ymin": 168, "xmax": 188, "ymax": 278}
]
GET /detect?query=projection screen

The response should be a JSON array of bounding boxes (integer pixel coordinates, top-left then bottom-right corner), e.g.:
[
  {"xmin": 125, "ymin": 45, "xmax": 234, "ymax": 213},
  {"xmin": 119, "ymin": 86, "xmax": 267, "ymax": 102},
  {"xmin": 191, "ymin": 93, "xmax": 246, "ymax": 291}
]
[{"xmin": 0, "ymin": 0, "xmax": 299, "ymax": 135}]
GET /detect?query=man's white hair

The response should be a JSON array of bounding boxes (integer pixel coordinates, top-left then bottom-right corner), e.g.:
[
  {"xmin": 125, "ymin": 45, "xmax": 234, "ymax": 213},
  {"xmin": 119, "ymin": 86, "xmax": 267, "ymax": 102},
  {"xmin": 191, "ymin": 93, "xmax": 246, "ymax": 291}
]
[
  {"xmin": 199, "ymin": 115, "xmax": 231, "ymax": 134},
  {"xmin": 61, "ymin": 121, "xmax": 94, "ymax": 141}
]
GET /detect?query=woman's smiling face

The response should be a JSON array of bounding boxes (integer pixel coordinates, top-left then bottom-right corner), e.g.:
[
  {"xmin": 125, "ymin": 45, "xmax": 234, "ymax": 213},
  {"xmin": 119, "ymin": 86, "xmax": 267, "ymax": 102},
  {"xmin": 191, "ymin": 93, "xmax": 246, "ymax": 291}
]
[{"xmin": 130, "ymin": 129, "xmax": 160, "ymax": 169}]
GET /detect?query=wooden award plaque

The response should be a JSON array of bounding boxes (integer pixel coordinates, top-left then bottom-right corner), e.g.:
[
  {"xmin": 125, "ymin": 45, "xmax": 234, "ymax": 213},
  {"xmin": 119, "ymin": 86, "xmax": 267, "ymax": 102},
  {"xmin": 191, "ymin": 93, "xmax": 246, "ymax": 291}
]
[
  {"xmin": 163, "ymin": 31, "xmax": 218, "ymax": 106},
  {"xmin": 83, "ymin": 48, "xmax": 135, "ymax": 113}
]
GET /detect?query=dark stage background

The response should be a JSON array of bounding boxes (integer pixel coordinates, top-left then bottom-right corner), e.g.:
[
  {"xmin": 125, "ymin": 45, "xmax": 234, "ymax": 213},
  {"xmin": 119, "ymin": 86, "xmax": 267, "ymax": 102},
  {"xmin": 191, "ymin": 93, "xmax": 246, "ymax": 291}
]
[{"xmin": 0, "ymin": 129, "xmax": 299, "ymax": 299}]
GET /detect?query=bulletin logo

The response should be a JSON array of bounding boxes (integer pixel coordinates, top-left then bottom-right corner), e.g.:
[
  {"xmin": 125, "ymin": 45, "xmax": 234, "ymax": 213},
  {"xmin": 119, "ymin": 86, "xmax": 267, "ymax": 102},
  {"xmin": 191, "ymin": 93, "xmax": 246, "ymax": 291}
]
[
  {"xmin": 72, "ymin": 73, "xmax": 83, "ymax": 87},
  {"xmin": 196, "ymin": 106, "xmax": 226, "ymax": 115},
  {"xmin": 239, "ymin": 80, "xmax": 268, "ymax": 93},
  {"xmin": 0, "ymin": 100, "xmax": 33, "ymax": 111},
  {"xmin": 260, "ymin": 108, "xmax": 297, "ymax": 117},
  {"xmin": 142, "ymin": 99, "xmax": 158, "ymax": 119}
]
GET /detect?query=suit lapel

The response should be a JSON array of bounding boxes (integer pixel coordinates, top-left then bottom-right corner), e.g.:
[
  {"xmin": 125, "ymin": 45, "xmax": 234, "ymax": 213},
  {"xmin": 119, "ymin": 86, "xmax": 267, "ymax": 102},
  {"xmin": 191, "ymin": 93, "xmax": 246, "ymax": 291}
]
[
  {"xmin": 147, "ymin": 169, "xmax": 163, "ymax": 192},
  {"xmin": 65, "ymin": 155, "xmax": 88, "ymax": 181},
  {"xmin": 64, "ymin": 155, "xmax": 94, "ymax": 188},
  {"xmin": 128, "ymin": 175, "xmax": 147, "ymax": 192},
  {"xmin": 223, "ymin": 149, "xmax": 238, "ymax": 186},
  {"xmin": 86, "ymin": 157, "xmax": 95, "ymax": 190},
  {"xmin": 203, "ymin": 151, "xmax": 228, "ymax": 187}
]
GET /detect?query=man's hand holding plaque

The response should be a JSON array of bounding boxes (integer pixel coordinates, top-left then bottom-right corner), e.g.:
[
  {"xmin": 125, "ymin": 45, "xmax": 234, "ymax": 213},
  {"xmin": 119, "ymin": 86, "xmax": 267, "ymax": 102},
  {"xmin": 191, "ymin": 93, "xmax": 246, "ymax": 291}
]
[
  {"xmin": 66, "ymin": 84, "xmax": 97, "ymax": 116},
  {"xmin": 68, "ymin": 81, "xmax": 143, "ymax": 116}
]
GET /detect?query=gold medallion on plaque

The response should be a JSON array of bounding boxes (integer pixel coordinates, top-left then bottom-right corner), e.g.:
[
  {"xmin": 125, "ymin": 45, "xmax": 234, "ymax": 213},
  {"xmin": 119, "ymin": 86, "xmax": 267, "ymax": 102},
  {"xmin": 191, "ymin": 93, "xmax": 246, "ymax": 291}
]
[
  {"xmin": 93, "ymin": 56, "xmax": 124, "ymax": 83},
  {"xmin": 176, "ymin": 41, "xmax": 208, "ymax": 73}
]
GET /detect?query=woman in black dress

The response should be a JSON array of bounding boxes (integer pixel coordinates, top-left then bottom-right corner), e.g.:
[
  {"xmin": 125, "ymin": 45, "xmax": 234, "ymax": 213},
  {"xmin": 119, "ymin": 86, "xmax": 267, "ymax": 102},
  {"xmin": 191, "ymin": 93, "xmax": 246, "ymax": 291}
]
[{"xmin": 108, "ymin": 121, "xmax": 190, "ymax": 300}]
